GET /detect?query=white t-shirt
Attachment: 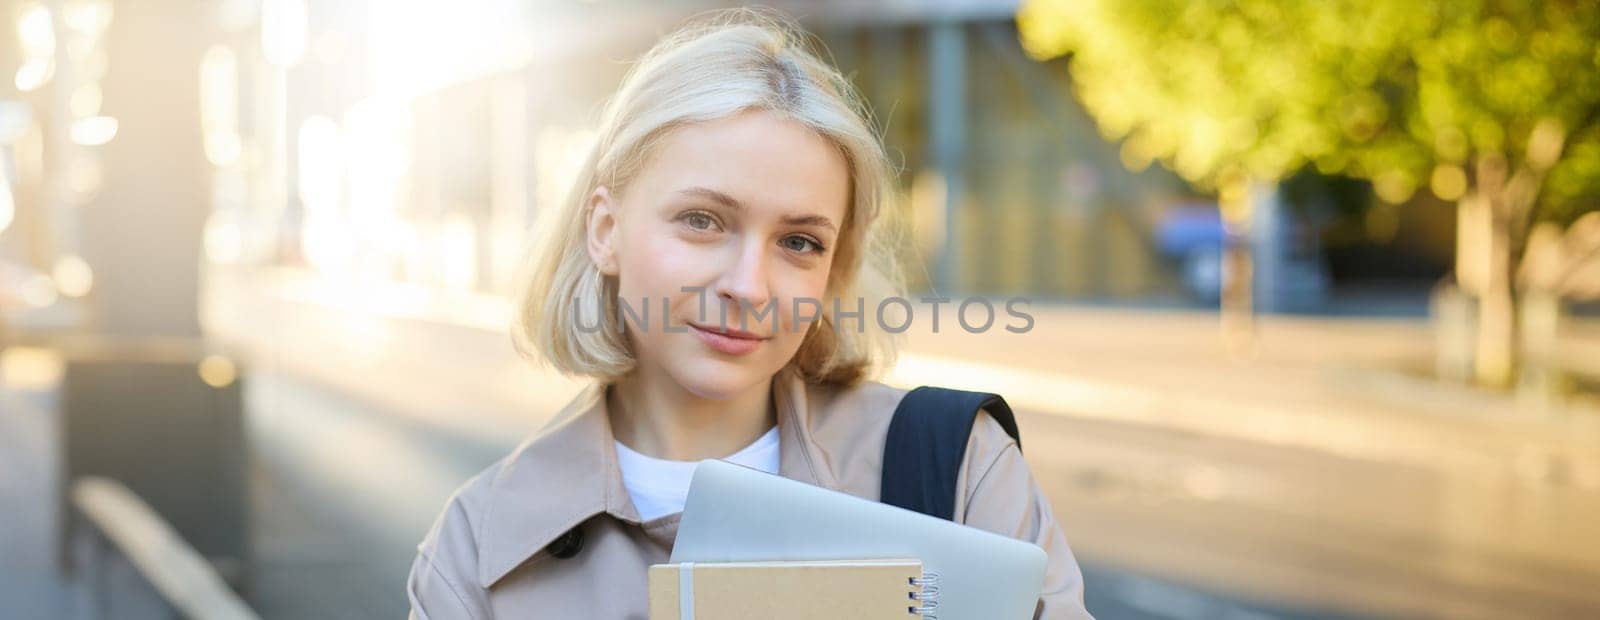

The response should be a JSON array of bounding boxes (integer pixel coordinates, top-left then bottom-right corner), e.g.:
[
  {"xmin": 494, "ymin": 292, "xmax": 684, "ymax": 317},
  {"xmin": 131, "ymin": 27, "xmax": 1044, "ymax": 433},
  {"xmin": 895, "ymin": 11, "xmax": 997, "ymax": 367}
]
[{"xmin": 614, "ymin": 425, "xmax": 780, "ymax": 521}]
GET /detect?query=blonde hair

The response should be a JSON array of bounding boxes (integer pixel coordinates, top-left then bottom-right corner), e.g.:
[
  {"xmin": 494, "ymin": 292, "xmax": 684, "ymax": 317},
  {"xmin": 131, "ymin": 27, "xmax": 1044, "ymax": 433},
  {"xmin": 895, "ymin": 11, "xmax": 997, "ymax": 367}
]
[{"xmin": 511, "ymin": 8, "xmax": 906, "ymax": 388}]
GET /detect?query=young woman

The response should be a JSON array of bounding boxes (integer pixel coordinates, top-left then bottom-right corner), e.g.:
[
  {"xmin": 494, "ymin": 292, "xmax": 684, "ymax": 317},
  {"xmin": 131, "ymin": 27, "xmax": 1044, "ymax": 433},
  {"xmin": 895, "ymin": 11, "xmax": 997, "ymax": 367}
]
[{"xmin": 408, "ymin": 10, "xmax": 1091, "ymax": 619}]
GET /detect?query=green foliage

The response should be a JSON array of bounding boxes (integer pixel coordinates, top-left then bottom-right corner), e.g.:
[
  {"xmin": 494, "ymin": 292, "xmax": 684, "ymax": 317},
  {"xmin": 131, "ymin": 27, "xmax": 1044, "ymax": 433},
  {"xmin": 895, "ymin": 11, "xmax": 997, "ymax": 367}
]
[{"xmin": 1018, "ymin": 0, "xmax": 1600, "ymax": 225}]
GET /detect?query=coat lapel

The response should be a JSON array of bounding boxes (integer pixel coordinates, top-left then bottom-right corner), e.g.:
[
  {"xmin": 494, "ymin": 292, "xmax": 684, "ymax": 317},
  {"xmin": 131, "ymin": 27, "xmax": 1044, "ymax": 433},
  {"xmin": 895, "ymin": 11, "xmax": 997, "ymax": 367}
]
[
  {"xmin": 475, "ymin": 367, "xmax": 835, "ymax": 588},
  {"xmin": 474, "ymin": 381, "xmax": 635, "ymax": 588},
  {"xmin": 774, "ymin": 366, "xmax": 835, "ymax": 490}
]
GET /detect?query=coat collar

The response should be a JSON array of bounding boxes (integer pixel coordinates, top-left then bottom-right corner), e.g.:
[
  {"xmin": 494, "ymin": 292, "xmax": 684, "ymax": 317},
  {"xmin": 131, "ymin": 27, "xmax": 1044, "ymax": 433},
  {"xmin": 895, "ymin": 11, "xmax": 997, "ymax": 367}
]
[{"xmin": 474, "ymin": 367, "xmax": 835, "ymax": 588}]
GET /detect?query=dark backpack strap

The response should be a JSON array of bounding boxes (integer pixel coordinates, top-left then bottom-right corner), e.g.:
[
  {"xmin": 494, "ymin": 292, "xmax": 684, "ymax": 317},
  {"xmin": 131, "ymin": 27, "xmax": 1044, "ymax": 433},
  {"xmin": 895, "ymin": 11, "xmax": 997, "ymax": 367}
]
[{"xmin": 879, "ymin": 386, "xmax": 1022, "ymax": 521}]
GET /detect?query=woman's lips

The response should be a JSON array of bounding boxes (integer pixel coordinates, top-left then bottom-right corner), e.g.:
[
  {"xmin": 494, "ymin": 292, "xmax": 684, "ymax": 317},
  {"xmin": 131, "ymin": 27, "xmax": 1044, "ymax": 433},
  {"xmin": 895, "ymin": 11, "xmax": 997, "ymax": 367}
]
[{"xmin": 688, "ymin": 322, "xmax": 767, "ymax": 356}]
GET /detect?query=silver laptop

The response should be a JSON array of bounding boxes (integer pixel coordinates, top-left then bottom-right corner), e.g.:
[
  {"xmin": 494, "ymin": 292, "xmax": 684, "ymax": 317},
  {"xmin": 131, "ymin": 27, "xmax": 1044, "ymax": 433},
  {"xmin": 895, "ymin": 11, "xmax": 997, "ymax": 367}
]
[{"xmin": 671, "ymin": 458, "xmax": 1047, "ymax": 619}]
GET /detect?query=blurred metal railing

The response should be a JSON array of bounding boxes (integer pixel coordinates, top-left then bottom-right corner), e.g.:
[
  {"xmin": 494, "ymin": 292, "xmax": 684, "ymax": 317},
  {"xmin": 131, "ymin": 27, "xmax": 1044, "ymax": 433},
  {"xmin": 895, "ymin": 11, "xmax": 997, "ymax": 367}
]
[{"xmin": 72, "ymin": 476, "xmax": 259, "ymax": 620}]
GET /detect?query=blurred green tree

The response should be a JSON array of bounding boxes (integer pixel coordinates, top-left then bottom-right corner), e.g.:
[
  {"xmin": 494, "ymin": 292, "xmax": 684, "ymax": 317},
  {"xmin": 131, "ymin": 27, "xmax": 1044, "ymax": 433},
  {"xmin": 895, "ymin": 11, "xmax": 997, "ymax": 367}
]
[{"xmin": 1019, "ymin": 0, "xmax": 1600, "ymax": 386}]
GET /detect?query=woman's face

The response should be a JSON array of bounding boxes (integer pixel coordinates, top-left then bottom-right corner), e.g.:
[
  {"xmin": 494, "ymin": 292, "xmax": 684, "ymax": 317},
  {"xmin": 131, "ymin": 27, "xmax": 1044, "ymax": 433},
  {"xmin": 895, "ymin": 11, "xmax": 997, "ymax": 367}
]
[{"xmin": 586, "ymin": 109, "xmax": 851, "ymax": 399}]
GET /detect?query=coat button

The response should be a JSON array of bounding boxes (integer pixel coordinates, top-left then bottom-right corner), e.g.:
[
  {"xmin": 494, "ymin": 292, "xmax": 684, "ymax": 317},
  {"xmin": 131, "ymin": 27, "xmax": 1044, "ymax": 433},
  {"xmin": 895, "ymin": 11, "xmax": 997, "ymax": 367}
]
[{"xmin": 547, "ymin": 526, "xmax": 584, "ymax": 559}]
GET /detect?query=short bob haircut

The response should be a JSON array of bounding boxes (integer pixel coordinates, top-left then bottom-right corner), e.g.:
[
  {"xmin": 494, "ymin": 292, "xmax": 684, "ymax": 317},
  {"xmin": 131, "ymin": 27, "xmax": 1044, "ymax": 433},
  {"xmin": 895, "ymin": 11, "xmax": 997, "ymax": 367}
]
[{"xmin": 511, "ymin": 8, "xmax": 907, "ymax": 388}]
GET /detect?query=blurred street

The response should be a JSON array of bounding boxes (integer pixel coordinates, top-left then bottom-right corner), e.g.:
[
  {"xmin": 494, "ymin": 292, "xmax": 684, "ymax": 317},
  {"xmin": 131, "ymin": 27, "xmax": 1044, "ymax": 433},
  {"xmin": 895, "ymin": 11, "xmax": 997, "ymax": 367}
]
[
  {"xmin": 201, "ymin": 269, "xmax": 1600, "ymax": 619},
  {"xmin": 11, "ymin": 268, "xmax": 1600, "ymax": 619}
]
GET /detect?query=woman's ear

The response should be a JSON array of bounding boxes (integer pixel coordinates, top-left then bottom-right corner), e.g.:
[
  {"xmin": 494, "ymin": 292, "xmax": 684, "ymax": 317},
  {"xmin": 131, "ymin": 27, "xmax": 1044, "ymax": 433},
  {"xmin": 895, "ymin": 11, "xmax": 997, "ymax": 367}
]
[{"xmin": 585, "ymin": 186, "xmax": 620, "ymax": 276}]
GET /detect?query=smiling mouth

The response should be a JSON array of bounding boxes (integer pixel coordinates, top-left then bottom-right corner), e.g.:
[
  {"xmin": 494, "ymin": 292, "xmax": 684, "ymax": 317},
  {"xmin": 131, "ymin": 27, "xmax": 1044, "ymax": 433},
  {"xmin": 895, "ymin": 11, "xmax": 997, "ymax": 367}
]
[
  {"xmin": 686, "ymin": 322, "xmax": 770, "ymax": 340},
  {"xmin": 687, "ymin": 322, "xmax": 769, "ymax": 356}
]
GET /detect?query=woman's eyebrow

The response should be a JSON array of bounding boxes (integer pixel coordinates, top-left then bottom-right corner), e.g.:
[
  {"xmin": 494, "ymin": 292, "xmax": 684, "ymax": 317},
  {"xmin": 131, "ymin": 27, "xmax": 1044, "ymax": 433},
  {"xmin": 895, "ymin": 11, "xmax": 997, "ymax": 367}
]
[
  {"xmin": 783, "ymin": 214, "xmax": 837, "ymax": 232},
  {"xmin": 676, "ymin": 186, "xmax": 837, "ymax": 232},
  {"xmin": 677, "ymin": 186, "xmax": 742, "ymax": 209}
]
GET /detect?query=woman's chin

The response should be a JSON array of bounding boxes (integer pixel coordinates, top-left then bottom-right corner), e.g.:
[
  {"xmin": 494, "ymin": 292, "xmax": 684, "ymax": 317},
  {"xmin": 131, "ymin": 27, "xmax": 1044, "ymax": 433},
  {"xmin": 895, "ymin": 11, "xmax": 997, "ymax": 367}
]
[{"xmin": 670, "ymin": 356, "xmax": 773, "ymax": 400}]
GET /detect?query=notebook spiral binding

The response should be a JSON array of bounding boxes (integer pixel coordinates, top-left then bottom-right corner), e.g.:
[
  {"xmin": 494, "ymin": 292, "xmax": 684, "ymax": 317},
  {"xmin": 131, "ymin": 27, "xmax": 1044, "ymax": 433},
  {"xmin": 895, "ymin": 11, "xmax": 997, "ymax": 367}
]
[{"xmin": 908, "ymin": 572, "xmax": 940, "ymax": 617}]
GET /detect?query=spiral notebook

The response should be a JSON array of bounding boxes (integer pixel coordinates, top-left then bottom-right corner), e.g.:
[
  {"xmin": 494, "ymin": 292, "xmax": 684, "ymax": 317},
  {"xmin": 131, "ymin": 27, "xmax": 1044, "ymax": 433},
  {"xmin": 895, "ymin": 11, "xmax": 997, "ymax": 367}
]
[
  {"xmin": 647, "ymin": 558, "xmax": 933, "ymax": 619},
  {"xmin": 670, "ymin": 459, "xmax": 1047, "ymax": 620}
]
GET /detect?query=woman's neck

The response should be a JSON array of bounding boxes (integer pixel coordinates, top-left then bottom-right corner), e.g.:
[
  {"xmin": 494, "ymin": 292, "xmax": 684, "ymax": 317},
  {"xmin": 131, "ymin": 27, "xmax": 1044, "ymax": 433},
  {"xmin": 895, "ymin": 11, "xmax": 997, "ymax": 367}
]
[{"xmin": 607, "ymin": 365, "xmax": 777, "ymax": 462}]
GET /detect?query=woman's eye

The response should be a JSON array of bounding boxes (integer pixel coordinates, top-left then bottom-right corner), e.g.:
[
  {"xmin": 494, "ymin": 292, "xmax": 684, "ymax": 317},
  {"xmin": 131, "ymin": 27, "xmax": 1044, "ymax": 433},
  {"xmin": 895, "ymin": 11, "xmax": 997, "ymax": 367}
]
[
  {"xmin": 781, "ymin": 235, "xmax": 824, "ymax": 254},
  {"xmin": 681, "ymin": 211, "xmax": 717, "ymax": 231}
]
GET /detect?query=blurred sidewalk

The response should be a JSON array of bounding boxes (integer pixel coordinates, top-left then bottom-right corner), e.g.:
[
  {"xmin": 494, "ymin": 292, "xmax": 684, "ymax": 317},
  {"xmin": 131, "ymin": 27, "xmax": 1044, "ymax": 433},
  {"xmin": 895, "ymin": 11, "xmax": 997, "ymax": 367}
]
[
  {"xmin": 197, "ymin": 265, "xmax": 1600, "ymax": 619},
  {"xmin": 0, "ymin": 350, "xmax": 486, "ymax": 620},
  {"xmin": 2, "ymin": 264, "xmax": 1596, "ymax": 618},
  {"xmin": 1, "ymin": 349, "xmax": 1381, "ymax": 620}
]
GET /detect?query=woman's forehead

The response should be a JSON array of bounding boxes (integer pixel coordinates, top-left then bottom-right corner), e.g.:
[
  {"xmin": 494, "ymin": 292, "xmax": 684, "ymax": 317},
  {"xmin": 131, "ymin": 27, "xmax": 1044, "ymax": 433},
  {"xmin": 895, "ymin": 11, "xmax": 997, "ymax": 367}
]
[{"xmin": 632, "ymin": 110, "xmax": 850, "ymax": 224}]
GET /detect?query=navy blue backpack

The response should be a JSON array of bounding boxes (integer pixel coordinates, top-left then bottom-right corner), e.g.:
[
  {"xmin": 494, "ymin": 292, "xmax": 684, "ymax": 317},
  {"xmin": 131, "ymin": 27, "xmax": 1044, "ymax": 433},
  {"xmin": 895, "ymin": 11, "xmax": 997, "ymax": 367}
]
[{"xmin": 878, "ymin": 386, "xmax": 1023, "ymax": 521}]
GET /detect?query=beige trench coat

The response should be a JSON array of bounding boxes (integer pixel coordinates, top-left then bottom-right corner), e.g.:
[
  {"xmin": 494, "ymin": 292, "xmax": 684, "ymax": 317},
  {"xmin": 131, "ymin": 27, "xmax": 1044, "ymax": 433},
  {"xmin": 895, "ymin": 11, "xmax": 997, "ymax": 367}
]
[{"xmin": 407, "ymin": 367, "xmax": 1094, "ymax": 619}]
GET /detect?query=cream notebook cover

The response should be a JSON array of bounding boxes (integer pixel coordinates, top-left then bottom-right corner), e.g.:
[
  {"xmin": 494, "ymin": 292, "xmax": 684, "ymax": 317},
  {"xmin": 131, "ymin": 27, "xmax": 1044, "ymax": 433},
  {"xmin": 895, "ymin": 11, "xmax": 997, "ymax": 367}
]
[{"xmin": 647, "ymin": 558, "xmax": 933, "ymax": 619}]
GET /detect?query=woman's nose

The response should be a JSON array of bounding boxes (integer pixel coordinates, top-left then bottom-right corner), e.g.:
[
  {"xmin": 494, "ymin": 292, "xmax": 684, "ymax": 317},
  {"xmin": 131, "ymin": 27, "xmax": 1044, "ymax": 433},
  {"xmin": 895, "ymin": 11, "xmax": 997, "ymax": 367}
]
[{"xmin": 714, "ymin": 240, "xmax": 772, "ymax": 317}]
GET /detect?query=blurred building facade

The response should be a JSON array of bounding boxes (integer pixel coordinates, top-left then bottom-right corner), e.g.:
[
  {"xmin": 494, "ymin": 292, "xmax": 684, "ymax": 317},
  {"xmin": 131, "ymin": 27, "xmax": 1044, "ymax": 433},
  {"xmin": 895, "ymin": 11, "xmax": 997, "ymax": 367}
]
[
  {"xmin": 212, "ymin": 0, "xmax": 1193, "ymax": 308},
  {"xmin": 0, "ymin": 0, "xmax": 1465, "ymax": 338},
  {"xmin": 195, "ymin": 0, "xmax": 1284, "ymax": 318}
]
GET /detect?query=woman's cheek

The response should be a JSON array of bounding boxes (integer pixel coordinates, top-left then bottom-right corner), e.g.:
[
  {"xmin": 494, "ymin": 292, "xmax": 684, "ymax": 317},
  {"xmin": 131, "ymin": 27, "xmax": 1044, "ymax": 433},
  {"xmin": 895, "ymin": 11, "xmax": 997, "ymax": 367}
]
[{"xmin": 623, "ymin": 238, "xmax": 697, "ymax": 294}]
